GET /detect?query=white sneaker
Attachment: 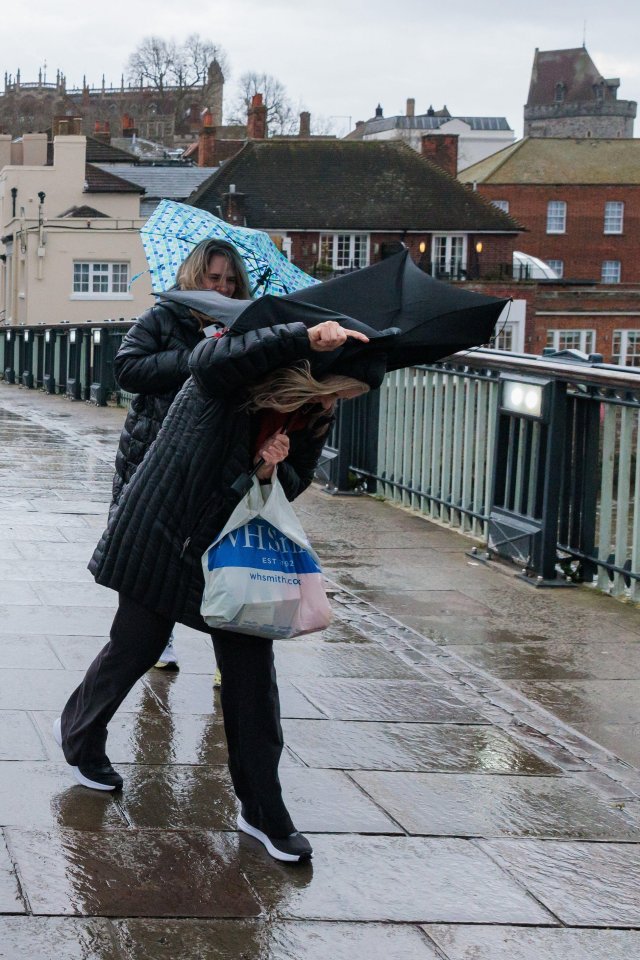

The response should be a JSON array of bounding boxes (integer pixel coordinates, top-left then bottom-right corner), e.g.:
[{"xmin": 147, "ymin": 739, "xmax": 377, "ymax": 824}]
[
  {"xmin": 154, "ymin": 638, "xmax": 179, "ymax": 670},
  {"xmin": 52, "ymin": 718, "xmax": 122, "ymax": 791},
  {"xmin": 237, "ymin": 813, "xmax": 312, "ymax": 863}
]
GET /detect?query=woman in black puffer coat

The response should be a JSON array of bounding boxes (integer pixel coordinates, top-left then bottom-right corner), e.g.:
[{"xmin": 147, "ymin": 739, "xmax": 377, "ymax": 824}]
[
  {"xmin": 111, "ymin": 238, "xmax": 251, "ymax": 669},
  {"xmin": 56, "ymin": 315, "xmax": 372, "ymax": 863}
]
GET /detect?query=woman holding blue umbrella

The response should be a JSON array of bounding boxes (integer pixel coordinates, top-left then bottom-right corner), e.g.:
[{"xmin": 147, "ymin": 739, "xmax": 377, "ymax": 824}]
[{"xmin": 111, "ymin": 238, "xmax": 251, "ymax": 673}]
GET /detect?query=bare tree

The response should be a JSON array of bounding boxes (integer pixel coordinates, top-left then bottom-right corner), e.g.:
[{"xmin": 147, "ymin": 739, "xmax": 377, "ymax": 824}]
[
  {"xmin": 171, "ymin": 34, "xmax": 229, "ymax": 89},
  {"xmin": 127, "ymin": 36, "xmax": 176, "ymax": 94},
  {"xmin": 126, "ymin": 35, "xmax": 228, "ymax": 92},
  {"xmin": 226, "ymin": 71, "xmax": 297, "ymax": 135}
]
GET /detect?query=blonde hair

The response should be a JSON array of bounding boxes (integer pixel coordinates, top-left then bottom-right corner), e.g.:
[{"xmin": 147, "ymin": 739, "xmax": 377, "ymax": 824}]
[
  {"xmin": 175, "ymin": 239, "xmax": 251, "ymax": 299},
  {"xmin": 246, "ymin": 362, "xmax": 369, "ymax": 413}
]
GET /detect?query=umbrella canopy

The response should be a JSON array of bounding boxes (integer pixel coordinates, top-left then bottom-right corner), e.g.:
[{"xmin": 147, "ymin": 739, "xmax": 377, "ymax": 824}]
[
  {"xmin": 140, "ymin": 199, "xmax": 319, "ymax": 296},
  {"xmin": 229, "ymin": 249, "xmax": 509, "ymax": 381}
]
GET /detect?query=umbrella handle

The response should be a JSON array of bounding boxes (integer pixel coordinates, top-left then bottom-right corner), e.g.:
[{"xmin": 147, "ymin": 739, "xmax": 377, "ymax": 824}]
[{"xmin": 230, "ymin": 413, "xmax": 295, "ymax": 499}]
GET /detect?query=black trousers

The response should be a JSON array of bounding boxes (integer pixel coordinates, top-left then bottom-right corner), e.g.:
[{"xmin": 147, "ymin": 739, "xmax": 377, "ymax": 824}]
[{"xmin": 61, "ymin": 593, "xmax": 294, "ymax": 837}]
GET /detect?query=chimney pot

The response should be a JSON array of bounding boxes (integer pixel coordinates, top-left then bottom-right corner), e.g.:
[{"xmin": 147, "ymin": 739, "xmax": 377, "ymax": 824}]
[{"xmin": 406, "ymin": 98, "xmax": 415, "ymax": 118}]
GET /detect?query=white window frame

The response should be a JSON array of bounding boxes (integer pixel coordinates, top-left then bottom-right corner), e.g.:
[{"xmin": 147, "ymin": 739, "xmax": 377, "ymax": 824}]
[
  {"xmin": 491, "ymin": 199, "xmax": 510, "ymax": 213},
  {"xmin": 601, "ymin": 260, "xmax": 621, "ymax": 284},
  {"xmin": 546, "ymin": 329, "xmax": 596, "ymax": 354},
  {"xmin": 431, "ymin": 234, "xmax": 467, "ymax": 278},
  {"xmin": 546, "ymin": 201, "xmax": 567, "ymax": 234},
  {"xmin": 319, "ymin": 233, "xmax": 370, "ymax": 271},
  {"xmin": 71, "ymin": 261, "xmax": 132, "ymax": 300},
  {"xmin": 546, "ymin": 259, "xmax": 564, "ymax": 278},
  {"xmin": 612, "ymin": 330, "xmax": 640, "ymax": 367},
  {"xmin": 604, "ymin": 201, "xmax": 624, "ymax": 235}
]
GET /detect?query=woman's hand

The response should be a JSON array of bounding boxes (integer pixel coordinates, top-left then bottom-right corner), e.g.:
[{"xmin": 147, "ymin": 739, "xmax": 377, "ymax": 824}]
[
  {"xmin": 255, "ymin": 431, "xmax": 290, "ymax": 480},
  {"xmin": 308, "ymin": 321, "xmax": 369, "ymax": 352}
]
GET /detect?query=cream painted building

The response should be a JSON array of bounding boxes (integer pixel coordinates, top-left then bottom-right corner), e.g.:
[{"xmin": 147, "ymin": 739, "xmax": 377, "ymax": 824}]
[{"xmin": 0, "ymin": 132, "xmax": 152, "ymax": 327}]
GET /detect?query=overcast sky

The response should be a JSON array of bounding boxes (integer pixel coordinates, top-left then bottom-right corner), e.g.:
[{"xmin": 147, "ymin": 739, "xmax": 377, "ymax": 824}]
[{"xmin": 3, "ymin": 0, "xmax": 639, "ymax": 138}]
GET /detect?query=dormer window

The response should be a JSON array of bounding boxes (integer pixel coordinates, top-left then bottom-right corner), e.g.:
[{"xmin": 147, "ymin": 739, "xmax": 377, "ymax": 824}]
[
  {"xmin": 595, "ymin": 82, "xmax": 605, "ymax": 102},
  {"xmin": 554, "ymin": 83, "xmax": 566, "ymax": 103}
]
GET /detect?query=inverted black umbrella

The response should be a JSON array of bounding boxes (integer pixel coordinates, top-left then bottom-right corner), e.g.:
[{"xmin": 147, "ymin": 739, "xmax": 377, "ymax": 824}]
[
  {"xmin": 229, "ymin": 249, "xmax": 509, "ymax": 379},
  {"xmin": 160, "ymin": 250, "xmax": 509, "ymax": 387}
]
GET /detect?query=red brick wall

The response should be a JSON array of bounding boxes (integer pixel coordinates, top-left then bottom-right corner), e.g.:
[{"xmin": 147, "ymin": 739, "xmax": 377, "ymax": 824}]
[
  {"xmin": 476, "ymin": 183, "xmax": 640, "ymax": 282},
  {"xmin": 467, "ymin": 278, "xmax": 640, "ymax": 361}
]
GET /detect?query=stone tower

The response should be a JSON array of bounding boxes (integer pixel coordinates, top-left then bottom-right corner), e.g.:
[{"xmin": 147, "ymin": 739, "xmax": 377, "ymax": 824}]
[{"xmin": 524, "ymin": 47, "xmax": 636, "ymax": 139}]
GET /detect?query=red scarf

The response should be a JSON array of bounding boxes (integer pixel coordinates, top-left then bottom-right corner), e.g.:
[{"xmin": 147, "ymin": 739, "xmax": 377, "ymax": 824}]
[{"xmin": 254, "ymin": 409, "xmax": 308, "ymax": 455}]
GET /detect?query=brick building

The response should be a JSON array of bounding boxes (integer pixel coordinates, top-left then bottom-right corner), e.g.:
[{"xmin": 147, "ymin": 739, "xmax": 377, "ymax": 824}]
[
  {"xmin": 524, "ymin": 47, "xmax": 636, "ymax": 139},
  {"xmin": 188, "ymin": 137, "xmax": 522, "ymax": 277},
  {"xmin": 459, "ymin": 138, "xmax": 640, "ymax": 284},
  {"xmin": 466, "ymin": 279, "xmax": 640, "ymax": 366}
]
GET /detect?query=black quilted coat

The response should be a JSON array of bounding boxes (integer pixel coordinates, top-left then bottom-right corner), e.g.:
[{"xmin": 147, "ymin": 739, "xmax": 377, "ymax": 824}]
[
  {"xmin": 89, "ymin": 321, "xmax": 328, "ymax": 632},
  {"xmin": 111, "ymin": 300, "xmax": 209, "ymax": 509}
]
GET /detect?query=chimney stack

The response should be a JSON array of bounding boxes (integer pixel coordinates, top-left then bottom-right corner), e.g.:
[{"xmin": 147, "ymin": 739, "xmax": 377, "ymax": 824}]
[
  {"xmin": 222, "ymin": 187, "xmax": 246, "ymax": 224},
  {"xmin": 247, "ymin": 93, "xmax": 267, "ymax": 139},
  {"xmin": 406, "ymin": 98, "xmax": 415, "ymax": 118},
  {"xmin": 299, "ymin": 111, "xmax": 311, "ymax": 138},
  {"xmin": 421, "ymin": 133, "xmax": 459, "ymax": 176}
]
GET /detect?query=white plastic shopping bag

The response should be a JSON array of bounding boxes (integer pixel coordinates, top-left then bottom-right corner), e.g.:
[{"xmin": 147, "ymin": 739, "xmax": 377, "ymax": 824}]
[{"xmin": 200, "ymin": 472, "xmax": 332, "ymax": 639}]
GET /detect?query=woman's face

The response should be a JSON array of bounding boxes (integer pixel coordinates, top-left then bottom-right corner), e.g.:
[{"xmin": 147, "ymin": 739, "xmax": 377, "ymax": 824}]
[{"xmin": 201, "ymin": 254, "xmax": 237, "ymax": 298}]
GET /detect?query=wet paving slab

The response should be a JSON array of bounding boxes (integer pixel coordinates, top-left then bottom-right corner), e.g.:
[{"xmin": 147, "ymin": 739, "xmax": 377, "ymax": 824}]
[
  {"xmin": 291, "ymin": 677, "xmax": 486, "ymax": 722},
  {"xmin": 283, "ymin": 719, "xmax": 561, "ymax": 774},
  {"xmin": 0, "ymin": 763, "xmax": 127, "ymax": 830},
  {"xmin": 112, "ymin": 919, "xmax": 441, "ymax": 959},
  {"xmin": 2, "ymin": 385, "xmax": 640, "ymax": 945},
  {"xmin": 242, "ymin": 834, "xmax": 555, "ymax": 922},
  {"xmin": 0, "ymin": 917, "xmax": 124, "ymax": 960},
  {"xmin": 0, "ymin": 711, "xmax": 49, "ymax": 760},
  {"xmin": 422, "ymin": 925, "xmax": 640, "ymax": 960},
  {"xmin": 274, "ymin": 636, "xmax": 422, "ymax": 678},
  {"xmin": 479, "ymin": 838, "xmax": 640, "ymax": 925},
  {"xmin": 444, "ymin": 637, "xmax": 640, "ymax": 680},
  {"xmin": 351, "ymin": 771, "xmax": 640, "ymax": 839},
  {"xmin": 5, "ymin": 829, "xmax": 261, "ymax": 917}
]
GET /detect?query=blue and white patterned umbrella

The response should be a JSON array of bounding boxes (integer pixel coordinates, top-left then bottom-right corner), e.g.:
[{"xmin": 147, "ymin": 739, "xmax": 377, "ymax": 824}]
[{"xmin": 139, "ymin": 199, "xmax": 319, "ymax": 297}]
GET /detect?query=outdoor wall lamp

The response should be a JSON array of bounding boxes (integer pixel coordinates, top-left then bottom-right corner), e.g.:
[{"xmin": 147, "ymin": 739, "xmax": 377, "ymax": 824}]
[
  {"xmin": 23, "ymin": 330, "xmax": 29, "ymax": 342},
  {"xmin": 6, "ymin": 330, "xmax": 11, "ymax": 340},
  {"xmin": 69, "ymin": 329, "xmax": 76, "ymax": 344},
  {"xmin": 418, "ymin": 241, "xmax": 427, "ymax": 254},
  {"xmin": 93, "ymin": 329, "xmax": 101, "ymax": 345},
  {"xmin": 45, "ymin": 330, "xmax": 50, "ymax": 343},
  {"xmin": 475, "ymin": 241, "xmax": 483, "ymax": 254},
  {"xmin": 500, "ymin": 375, "xmax": 552, "ymax": 422}
]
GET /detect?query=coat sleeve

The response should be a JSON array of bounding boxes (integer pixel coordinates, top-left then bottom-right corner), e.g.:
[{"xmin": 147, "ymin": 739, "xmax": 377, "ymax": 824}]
[
  {"xmin": 114, "ymin": 306, "xmax": 193, "ymax": 394},
  {"xmin": 189, "ymin": 323, "xmax": 313, "ymax": 398},
  {"xmin": 278, "ymin": 414, "xmax": 333, "ymax": 501}
]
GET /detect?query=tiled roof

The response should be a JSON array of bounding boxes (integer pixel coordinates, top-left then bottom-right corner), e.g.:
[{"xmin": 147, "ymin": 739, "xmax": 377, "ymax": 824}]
[
  {"xmin": 527, "ymin": 48, "xmax": 613, "ymax": 106},
  {"xmin": 85, "ymin": 136, "xmax": 138, "ymax": 163},
  {"xmin": 46, "ymin": 134, "xmax": 137, "ymax": 165},
  {"xmin": 94, "ymin": 163, "xmax": 215, "ymax": 199},
  {"xmin": 459, "ymin": 137, "xmax": 640, "ymax": 185},
  {"xmin": 58, "ymin": 205, "xmax": 110, "ymax": 218},
  {"xmin": 84, "ymin": 164, "xmax": 145, "ymax": 193},
  {"xmin": 189, "ymin": 140, "xmax": 521, "ymax": 232}
]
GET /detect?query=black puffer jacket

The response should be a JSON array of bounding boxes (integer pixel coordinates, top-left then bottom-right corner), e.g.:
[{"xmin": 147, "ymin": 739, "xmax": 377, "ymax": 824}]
[
  {"xmin": 90, "ymin": 322, "xmax": 329, "ymax": 633},
  {"xmin": 111, "ymin": 300, "xmax": 210, "ymax": 508}
]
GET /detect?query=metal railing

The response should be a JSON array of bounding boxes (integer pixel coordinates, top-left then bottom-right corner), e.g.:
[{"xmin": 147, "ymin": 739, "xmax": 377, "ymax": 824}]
[
  {"xmin": 3, "ymin": 323, "xmax": 640, "ymax": 599},
  {"xmin": 0, "ymin": 322, "xmax": 133, "ymax": 405},
  {"xmin": 325, "ymin": 349, "xmax": 640, "ymax": 599}
]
